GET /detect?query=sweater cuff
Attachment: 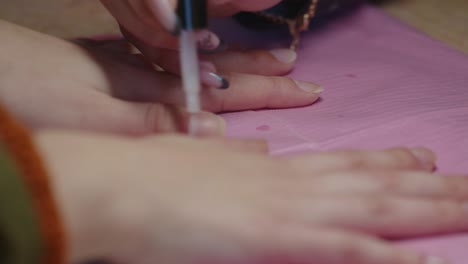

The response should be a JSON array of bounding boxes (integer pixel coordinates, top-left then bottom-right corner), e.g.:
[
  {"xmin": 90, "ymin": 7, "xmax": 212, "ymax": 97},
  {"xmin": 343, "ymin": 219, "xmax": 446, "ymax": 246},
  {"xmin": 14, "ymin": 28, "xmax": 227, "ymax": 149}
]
[{"xmin": 0, "ymin": 105, "xmax": 66, "ymax": 264}]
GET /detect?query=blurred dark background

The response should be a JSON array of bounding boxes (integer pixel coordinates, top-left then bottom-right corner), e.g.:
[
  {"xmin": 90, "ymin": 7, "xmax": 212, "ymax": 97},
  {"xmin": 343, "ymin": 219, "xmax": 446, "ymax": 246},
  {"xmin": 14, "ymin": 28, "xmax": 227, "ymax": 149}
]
[{"xmin": 0, "ymin": 0, "xmax": 466, "ymax": 53}]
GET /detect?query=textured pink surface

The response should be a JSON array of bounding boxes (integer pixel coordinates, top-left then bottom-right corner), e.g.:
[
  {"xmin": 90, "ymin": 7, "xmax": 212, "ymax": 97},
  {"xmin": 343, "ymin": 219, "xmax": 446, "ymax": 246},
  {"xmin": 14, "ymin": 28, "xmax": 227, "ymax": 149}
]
[{"xmin": 213, "ymin": 6, "xmax": 468, "ymax": 263}]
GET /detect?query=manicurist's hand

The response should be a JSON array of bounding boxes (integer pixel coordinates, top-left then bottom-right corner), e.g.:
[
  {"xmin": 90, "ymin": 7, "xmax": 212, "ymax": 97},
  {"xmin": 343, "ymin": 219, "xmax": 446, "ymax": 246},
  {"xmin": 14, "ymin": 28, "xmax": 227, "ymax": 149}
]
[
  {"xmin": 100, "ymin": 0, "xmax": 304, "ymax": 90},
  {"xmin": 36, "ymin": 131, "xmax": 464, "ymax": 264},
  {"xmin": 100, "ymin": 0, "xmax": 282, "ymax": 50}
]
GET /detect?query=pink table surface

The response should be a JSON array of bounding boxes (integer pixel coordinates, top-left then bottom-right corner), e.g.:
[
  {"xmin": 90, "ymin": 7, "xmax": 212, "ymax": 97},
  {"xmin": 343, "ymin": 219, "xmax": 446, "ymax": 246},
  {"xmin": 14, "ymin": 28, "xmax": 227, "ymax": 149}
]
[{"xmin": 211, "ymin": 5, "xmax": 468, "ymax": 263}]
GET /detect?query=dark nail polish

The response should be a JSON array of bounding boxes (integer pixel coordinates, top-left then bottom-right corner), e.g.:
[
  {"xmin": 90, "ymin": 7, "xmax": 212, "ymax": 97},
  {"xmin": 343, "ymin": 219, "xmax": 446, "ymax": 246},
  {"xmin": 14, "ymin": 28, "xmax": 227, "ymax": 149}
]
[
  {"xmin": 219, "ymin": 74, "xmax": 230, "ymax": 89},
  {"xmin": 201, "ymin": 71, "xmax": 230, "ymax": 89},
  {"xmin": 209, "ymin": 72, "xmax": 230, "ymax": 89}
]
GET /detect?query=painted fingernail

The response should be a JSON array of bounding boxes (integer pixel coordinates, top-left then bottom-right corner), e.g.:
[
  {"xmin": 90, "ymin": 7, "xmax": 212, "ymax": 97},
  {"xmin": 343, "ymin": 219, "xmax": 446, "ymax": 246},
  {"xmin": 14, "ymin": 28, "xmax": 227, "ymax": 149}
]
[
  {"xmin": 199, "ymin": 61, "xmax": 217, "ymax": 73},
  {"xmin": 410, "ymin": 147, "xmax": 436, "ymax": 170},
  {"xmin": 425, "ymin": 256, "xmax": 450, "ymax": 264},
  {"xmin": 269, "ymin": 49, "xmax": 297, "ymax": 64},
  {"xmin": 294, "ymin": 80, "xmax": 323, "ymax": 94},
  {"xmin": 147, "ymin": 0, "xmax": 180, "ymax": 35},
  {"xmin": 196, "ymin": 30, "xmax": 225, "ymax": 53},
  {"xmin": 201, "ymin": 71, "xmax": 230, "ymax": 89},
  {"xmin": 190, "ymin": 112, "xmax": 226, "ymax": 137}
]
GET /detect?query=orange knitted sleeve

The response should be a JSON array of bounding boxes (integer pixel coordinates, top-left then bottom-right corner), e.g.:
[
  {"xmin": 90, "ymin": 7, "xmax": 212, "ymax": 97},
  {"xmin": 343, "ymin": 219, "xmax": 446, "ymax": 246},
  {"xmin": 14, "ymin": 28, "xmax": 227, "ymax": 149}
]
[{"xmin": 0, "ymin": 104, "xmax": 66, "ymax": 264}]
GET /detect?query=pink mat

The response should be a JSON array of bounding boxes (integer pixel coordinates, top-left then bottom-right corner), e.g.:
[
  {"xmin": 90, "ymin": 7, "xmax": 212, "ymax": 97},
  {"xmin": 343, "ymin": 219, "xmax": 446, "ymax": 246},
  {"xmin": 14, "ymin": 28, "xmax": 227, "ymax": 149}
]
[{"xmin": 212, "ymin": 5, "xmax": 468, "ymax": 263}]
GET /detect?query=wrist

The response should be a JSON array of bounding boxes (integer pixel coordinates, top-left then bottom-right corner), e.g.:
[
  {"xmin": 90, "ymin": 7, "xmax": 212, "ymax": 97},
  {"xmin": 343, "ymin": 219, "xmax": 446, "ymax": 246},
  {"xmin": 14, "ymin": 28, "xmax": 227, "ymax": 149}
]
[
  {"xmin": 33, "ymin": 131, "xmax": 140, "ymax": 263},
  {"xmin": 34, "ymin": 131, "xmax": 107, "ymax": 262}
]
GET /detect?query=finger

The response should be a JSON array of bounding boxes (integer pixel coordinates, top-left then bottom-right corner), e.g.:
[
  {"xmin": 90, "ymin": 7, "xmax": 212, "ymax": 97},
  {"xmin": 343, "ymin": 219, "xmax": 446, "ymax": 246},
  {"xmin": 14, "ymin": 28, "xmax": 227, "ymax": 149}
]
[
  {"xmin": 286, "ymin": 171, "xmax": 468, "ymax": 200},
  {"xmin": 121, "ymin": 20, "xmax": 222, "ymax": 56},
  {"xmin": 123, "ymin": 34, "xmax": 225, "ymax": 87},
  {"xmin": 166, "ymin": 137, "xmax": 269, "ymax": 153},
  {"xmin": 130, "ymin": 103, "xmax": 224, "ymax": 136},
  {"xmin": 201, "ymin": 73, "xmax": 323, "ymax": 111},
  {"xmin": 209, "ymin": 138, "xmax": 269, "ymax": 153},
  {"xmin": 97, "ymin": 98, "xmax": 225, "ymax": 136},
  {"xmin": 101, "ymin": 0, "xmax": 178, "ymax": 48},
  {"xmin": 140, "ymin": 0, "xmax": 179, "ymax": 34},
  {"xmin": 201, "ymin": 49, "xmax": 297, "ymax": 75},
  {"xmin": 72, "ymin": 38, "xmax": 132, "ymax": 54},
  {"xmin": 144, "ymin": 135, "xmax": 268, "ymax": 154},
  {"xmin": 119, "ymin": 20, "xmax": 178, "ymax": 50},
  {"xmin": 128, "ymin": 42, "xmax": 219, "ymax": 80},
  {"xmin": 75, "ymin": 41, "xmax": 154, "ymax": 69},
  {"xmin": 132, "ymin": 44, "xmax": 180, "ymax": 72},
  {"xmin": 141, "ymin": 0, "xmax": 223, "ymax": 52},
  {"xmin": 287, "ymin": 148, "xmax": 436, "ymax": 173},
  {"xmin": 123, "ymin": 30, "xmax": 226, "ymax": 90},
  {"xmin": 104, "ymin": 0, "xmax": 223, "ymax": 51},
  {"xmin": 282, "ymin": 195, "xmax": 468, "ymax": 238},
  {"xmin": 136, "ymin": 47, "xmax": 296, "ymax": 77},
  {"xmin": 249, "ymin": 226, "xmax": 437, "ymax": 264},
  {"xmin": 128, "ymin": 44, "xmax": 229, "ymax": 89},
  {"xmin": 109, "ymin": 69, "xmax": 323, "ymax": 112}
]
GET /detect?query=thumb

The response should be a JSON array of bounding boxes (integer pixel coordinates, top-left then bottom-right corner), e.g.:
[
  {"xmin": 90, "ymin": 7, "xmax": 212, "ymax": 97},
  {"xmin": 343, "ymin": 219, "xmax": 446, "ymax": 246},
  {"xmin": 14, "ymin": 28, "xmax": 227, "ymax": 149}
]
[{"xmin": 144, "ymin": 0, "xmax": 179, "ymax": 34}]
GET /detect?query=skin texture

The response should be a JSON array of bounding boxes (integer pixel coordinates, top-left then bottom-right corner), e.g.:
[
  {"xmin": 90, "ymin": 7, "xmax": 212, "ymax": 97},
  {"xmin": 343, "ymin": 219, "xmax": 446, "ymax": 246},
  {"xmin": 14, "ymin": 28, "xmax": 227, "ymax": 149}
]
[{"xmin": 35, "ymin": 132, "xmax": 464, "ymax": 264}]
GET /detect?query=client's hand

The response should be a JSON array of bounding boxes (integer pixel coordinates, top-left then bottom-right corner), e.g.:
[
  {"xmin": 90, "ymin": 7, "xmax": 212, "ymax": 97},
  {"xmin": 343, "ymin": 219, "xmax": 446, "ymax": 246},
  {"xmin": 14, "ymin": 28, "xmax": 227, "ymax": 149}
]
[
  {"xmin": 0, "ymin": 20, "xmax": 320, "ymax": 136},
  {"xmin": 100, "ymin": 0, "xmax": 301, "ymax": 86},
  {"xmin": 36, "ymin": 131, "xmax": 464, "ymax": 264}
]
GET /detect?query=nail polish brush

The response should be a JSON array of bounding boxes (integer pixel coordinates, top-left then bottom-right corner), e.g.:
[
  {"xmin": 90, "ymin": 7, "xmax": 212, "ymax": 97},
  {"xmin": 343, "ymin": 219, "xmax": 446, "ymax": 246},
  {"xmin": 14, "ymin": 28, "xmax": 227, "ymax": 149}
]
[{"xmin": 177, "ymin": 0, "xmax": 207, "ymax": 135}]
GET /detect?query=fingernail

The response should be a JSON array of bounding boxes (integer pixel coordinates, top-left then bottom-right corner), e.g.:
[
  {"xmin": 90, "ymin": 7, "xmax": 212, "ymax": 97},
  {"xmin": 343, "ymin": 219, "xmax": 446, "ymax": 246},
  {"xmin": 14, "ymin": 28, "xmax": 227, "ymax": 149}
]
[
  {"xmin": 196, "ymin": 30, "xmax": 225, "ymax": 53},
  {"xmin": 190, "ymin": 112, "xmax": 226, "ymax": 137},
  {"xmin": 147, "ymin": 0, "xmax": 180, "ymax": 35},
  {"xmin": 199, "ymin": 61, "xmax": 217, "ymax": 73},
  {"xmin": 294, "ymin": 80, "xmax": 324, "ymax": 94},
  {"xmin": 269, "ymin": 49, "xmax": 297, "ymax": 64},
  {"xmin": 410, "ymin": 147, "xmax": 436, "ymax": 171},
  {"xmin": 201, "ymin": 71, "xmax": 230, "ymax": 89},
  {"xmin": 425, "ymin": 256, "xmax": 450, "ymax": 264}
]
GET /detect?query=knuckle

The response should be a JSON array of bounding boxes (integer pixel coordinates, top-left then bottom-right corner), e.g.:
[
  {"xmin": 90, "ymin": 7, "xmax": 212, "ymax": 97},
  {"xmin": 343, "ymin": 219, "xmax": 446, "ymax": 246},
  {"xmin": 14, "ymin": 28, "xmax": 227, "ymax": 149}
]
[
  {"xmin": 344, "ymin": 155, "xmax": 368, "ymax": 169},
  {"xmin": 448, "ymin": 177, "xmax": 468, "ymax": 198},
  {"xmin": 269, "ymin": 77, "xmax": 296, "ymax": 98},
  {"xmin": 201, "ymin": 73, "xmax": 233, "ymax": 111},
  {"xmin": 252, "ymin": 76, "xmax": 280, "ymax": 108},
  {"xmin": 278, "ymin": 77, "xmax": 297, "ymax": 90},
  {"xmin": 365, "ymin": 197, "xmax": 395, "ymax": 219},
  {"xmin": 143, "ymin": 103, "xmax": 170, "ymax": 133},
  {"xmin": 327, "ymin": 151, "xmax": 368, "ymax": 169},
  {"xmin": 433, "ymin": 200, "xmax": 461, "ymax": 226},
  {"xmin": 336, "ymin": 238, "xmax": 366, "ymax": 263},
  {"xmin": 380, "ymin": 174, "xmax": 401, "ymax": 193},
  {"xmin": 389, "ymin": 148, "xmax": 420, "ymax": 166},
  {"xmin": 248, "ymin": 50, "xmax": 267, "ymax": 64}
]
